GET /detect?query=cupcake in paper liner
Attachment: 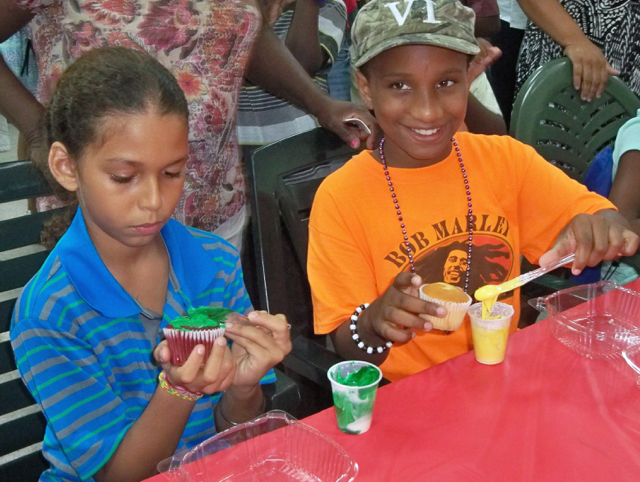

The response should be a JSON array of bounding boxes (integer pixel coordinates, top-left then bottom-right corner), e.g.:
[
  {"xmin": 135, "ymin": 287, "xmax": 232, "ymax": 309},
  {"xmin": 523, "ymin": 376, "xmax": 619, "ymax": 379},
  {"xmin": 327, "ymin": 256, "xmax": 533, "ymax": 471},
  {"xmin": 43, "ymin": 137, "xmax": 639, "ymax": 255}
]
[
  {"xmin": 419, "ymin": 282, "xmax": 472, "ymax": 332},
  {"xmin": 163, "ymin": 307, "xmax": 232, "ymax": 366}
]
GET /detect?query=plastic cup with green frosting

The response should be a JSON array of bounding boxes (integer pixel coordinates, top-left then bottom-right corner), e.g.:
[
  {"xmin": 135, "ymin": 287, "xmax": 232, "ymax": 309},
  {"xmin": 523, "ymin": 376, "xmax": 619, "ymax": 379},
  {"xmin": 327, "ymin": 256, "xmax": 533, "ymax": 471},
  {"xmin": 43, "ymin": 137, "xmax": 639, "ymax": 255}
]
[{"xmin": 328, "ymin": 361, "xmax": 382, "ymax": 435}]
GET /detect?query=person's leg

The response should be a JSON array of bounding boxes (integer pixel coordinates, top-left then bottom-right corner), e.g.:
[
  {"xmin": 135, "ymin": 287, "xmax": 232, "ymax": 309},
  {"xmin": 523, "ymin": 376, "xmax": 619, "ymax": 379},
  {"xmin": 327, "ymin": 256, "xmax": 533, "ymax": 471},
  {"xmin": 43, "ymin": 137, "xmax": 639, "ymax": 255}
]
[{"xmin": 488, "ymin": 21, "xmax": 525, "ymax": 129}]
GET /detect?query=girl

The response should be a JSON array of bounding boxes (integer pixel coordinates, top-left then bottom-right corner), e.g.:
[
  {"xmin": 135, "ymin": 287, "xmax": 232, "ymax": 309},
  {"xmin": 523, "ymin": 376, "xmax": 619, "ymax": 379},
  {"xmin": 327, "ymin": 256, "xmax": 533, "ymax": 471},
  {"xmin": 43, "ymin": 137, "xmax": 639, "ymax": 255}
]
[{"xmin": 10, "ymin": 47, "xmax": 291, "ymax": 482}]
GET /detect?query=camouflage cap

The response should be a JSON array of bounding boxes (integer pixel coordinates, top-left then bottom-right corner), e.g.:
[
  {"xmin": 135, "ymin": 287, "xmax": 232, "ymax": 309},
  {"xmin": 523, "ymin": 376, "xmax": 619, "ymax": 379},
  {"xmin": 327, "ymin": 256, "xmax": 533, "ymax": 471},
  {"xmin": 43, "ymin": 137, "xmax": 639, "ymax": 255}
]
[{"xmin": 351, "ymin": 0, "xmax": 480, "ymax": 69}]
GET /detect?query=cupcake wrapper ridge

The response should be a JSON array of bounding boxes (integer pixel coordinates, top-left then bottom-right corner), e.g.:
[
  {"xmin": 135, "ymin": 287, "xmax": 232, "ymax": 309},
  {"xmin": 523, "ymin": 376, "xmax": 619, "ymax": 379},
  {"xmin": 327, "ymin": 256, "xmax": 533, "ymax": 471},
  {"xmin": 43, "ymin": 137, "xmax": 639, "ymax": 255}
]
[
  {"xmin": 419, "ymin": 285, "xmax": 472, "ymax": 332},
  {"xmin": 163, "ymin": 327, "xmax": 226, "ymax": 366}
]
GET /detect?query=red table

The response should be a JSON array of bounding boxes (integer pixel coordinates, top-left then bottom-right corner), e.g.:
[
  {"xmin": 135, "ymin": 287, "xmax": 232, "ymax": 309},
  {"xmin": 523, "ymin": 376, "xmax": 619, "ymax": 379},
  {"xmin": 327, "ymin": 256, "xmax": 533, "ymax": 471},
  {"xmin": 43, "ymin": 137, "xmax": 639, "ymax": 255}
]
[
  {"xmin": 148, "ymin": 281, "xmax": 640, "ymax": 482},
  {"xmin": 302, "ymin": 287, "xmax": 640, "ymax": 481}
]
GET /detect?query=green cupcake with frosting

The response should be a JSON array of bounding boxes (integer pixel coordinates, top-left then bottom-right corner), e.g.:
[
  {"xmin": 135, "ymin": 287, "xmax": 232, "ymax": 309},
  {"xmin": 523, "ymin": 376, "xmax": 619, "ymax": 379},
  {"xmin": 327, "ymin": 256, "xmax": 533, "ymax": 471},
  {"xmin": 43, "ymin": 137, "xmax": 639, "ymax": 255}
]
[{"xmin": 163, "ymin": 306, "xmax": 231, "ymax": 366}]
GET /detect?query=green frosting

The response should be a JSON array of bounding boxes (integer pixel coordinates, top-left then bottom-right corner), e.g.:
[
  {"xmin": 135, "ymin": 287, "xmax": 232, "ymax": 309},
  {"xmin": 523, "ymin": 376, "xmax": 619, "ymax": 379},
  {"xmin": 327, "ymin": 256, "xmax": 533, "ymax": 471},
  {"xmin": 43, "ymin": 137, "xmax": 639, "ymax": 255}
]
[
  {"xmin": 333, "ymin": 364, "xmax": 380, "ymax": 387},
  {"xmin": 169, "ymin": 307, "xmax": 233, "ymax": 330}
]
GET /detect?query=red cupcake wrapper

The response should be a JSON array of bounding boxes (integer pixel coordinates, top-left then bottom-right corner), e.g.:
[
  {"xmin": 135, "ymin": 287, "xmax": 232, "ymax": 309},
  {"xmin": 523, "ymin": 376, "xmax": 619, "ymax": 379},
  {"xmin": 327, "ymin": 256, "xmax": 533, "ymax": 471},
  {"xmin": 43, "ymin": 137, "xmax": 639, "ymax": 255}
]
[{"xmin": 162, "ymin": 327, "xmax": 226, "ymax": 366}]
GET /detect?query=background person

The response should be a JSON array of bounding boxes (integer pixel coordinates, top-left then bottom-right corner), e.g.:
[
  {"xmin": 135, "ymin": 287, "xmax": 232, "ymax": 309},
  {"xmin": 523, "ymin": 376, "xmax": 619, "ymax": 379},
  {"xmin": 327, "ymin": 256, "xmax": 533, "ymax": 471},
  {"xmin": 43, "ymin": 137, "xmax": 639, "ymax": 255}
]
[
  {"xmin": 0, "ymin": 0, "xmax": 376, "ymax": 250},
  {"xmin": 237, "ymin": 0, "xmax": 348, "ymax": 156},
  {"xmin": 515, "ymin": 0, "xmax": 639, "ymax": 102}
]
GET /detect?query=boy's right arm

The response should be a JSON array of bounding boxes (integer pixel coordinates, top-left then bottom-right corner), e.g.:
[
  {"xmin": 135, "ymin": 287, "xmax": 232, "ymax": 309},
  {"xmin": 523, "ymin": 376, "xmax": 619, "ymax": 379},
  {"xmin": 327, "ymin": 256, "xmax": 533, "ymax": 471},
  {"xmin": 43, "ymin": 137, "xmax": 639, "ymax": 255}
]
[
  {"xmin": 0, "ymin": 1, "xmax": 46, "ymax": 160},
  {"xmin": 95, "ymin": 339, "xmax": 236, "ymax": 482}
]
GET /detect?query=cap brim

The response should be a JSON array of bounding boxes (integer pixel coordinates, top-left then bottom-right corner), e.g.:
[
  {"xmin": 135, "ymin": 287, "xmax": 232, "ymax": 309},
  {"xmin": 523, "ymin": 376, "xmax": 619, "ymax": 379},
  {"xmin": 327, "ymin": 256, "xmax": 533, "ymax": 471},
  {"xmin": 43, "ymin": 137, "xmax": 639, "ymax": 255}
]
[{"xmin": 354, "ymin": 33, "xmax": 480, "ymax": 69}]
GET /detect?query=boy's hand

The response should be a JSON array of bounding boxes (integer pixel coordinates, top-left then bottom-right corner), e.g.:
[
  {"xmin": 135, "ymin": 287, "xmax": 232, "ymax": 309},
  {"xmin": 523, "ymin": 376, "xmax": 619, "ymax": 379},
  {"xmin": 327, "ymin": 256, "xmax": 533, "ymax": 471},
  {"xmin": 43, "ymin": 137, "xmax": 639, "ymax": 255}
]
[
  {"xmin": 539, "ymin": 210, "xmax": 639, "ymax": 275},
  {"xmin": 358, "ymin": 273, "xmax": 445, "ymax": 344},
  {"xmin": 154, "ymin": 338, "xmax": 236, "ymax": 395},
  {"xmin": 224, "ymin": 311, "xmax": 292, "ymax": 388}
]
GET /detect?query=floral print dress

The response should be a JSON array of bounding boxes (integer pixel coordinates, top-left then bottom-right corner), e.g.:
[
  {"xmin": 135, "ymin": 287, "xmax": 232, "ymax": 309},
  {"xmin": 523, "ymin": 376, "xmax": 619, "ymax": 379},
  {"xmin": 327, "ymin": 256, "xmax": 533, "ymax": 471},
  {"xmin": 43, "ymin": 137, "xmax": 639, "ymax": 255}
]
[{"xmin": 17, "ymin": 0, "xmax": 261, "ymax": 234}]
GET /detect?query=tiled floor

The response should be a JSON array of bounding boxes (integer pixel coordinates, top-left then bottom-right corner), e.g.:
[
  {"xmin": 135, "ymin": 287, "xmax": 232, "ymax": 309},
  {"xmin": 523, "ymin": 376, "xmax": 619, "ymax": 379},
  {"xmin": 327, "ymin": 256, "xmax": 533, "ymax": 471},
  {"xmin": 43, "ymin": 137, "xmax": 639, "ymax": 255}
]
[{"xmin": 0, "ymin": 122, "xmax": 29, "ymax": 221}]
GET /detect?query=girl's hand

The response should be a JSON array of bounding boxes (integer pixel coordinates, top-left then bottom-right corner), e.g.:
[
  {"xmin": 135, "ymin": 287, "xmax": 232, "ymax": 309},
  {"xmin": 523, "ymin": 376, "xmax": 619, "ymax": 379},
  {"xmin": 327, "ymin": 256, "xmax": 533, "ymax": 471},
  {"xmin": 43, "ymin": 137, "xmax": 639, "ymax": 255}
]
[
  {"xmin": 224, "ymin": 311, "xmax": 292, "ymax": 388},
  {"xmin": 154, "ymin": 338, "xmax": 237, "ymax": 395},
  {"xmin": 316, "ymin": 98, "xmax": 379, "ymax": 150},
  {"xmin": 358, "ymin": 273, "xmax": 445, "ymax": 344},
  {"xmin": 539, "ymin": 210, "xmax": 640, "ymax": 275},
  {"xmin": 564, "ymin": 40, "xmax": 618, "ymax": 101}
]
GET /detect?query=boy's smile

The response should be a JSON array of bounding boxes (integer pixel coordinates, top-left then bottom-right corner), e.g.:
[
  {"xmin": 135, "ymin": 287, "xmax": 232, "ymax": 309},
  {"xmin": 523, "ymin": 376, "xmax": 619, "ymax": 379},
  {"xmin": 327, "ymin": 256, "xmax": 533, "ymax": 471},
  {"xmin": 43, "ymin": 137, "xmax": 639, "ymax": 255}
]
[{"xmin": 357, "ymin": 44, "xmax": 469, "ymax": 168}]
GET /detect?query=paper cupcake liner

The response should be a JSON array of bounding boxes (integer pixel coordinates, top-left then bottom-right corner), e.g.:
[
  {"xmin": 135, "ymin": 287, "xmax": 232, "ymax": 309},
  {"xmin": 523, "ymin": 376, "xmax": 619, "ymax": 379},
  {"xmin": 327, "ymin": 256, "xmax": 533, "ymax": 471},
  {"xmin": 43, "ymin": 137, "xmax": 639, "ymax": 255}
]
[
  {"xmin": 419, "ymin": 285, "xmax": 472, "ymax": 332},
  {"xmin": 162, "ymin": 327, "xmax": 226, "ymax": 366}
]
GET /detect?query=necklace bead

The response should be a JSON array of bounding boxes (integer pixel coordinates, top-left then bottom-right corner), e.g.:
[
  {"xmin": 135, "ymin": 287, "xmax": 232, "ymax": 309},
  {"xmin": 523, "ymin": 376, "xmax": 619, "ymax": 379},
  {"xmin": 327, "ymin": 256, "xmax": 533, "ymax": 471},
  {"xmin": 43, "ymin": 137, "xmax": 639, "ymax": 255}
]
[{"xmin": 379, "ymin": 137, "xmax": 473, "ymax": 292}]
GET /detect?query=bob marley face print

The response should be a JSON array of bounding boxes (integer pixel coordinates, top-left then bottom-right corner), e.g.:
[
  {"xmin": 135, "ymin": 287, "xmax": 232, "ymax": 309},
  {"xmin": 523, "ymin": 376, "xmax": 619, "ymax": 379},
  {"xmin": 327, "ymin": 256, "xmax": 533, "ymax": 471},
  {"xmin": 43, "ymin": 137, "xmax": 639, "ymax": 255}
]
[
  {"xmin": 442, "ymin": 249, "xmax": 468, "ymax": 284},
  {"xmin": 383, "ymin": 213, "xmax": 514, "ymax": 300}
]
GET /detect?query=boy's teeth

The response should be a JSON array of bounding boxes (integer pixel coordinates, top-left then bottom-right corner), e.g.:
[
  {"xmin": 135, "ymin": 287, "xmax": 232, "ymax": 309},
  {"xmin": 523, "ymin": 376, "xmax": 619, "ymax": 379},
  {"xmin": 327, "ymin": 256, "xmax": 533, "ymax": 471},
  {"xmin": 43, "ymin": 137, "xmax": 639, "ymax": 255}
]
[{"xmin": 413, "ymin": 127, "xmax": 439, "ymax": 136}]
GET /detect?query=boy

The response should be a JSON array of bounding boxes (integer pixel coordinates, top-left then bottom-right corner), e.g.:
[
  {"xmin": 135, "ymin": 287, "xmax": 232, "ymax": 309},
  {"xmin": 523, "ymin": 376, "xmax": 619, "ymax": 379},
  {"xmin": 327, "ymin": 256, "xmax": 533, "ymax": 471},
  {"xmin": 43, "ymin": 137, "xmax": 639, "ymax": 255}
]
[{"xmin": 307, "ymin": 0, "xmax": 638, "ymax": 382}]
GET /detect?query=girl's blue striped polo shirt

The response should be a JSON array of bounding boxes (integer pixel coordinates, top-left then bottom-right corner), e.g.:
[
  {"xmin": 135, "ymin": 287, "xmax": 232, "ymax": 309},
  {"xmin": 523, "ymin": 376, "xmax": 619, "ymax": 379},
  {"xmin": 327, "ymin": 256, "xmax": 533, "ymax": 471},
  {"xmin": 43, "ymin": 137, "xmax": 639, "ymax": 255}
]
[{"xmin": 10, "ymin": 210, "xmax": 275, "ymax": 481}]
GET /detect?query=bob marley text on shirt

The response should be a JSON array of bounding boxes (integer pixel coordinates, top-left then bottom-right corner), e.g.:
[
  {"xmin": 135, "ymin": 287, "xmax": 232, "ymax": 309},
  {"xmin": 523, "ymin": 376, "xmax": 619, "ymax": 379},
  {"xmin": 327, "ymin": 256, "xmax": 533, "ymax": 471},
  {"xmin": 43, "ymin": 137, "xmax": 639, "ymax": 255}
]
[{"xmin": 383, "ymin": 213, "xmax": 514, "ymax": 299}]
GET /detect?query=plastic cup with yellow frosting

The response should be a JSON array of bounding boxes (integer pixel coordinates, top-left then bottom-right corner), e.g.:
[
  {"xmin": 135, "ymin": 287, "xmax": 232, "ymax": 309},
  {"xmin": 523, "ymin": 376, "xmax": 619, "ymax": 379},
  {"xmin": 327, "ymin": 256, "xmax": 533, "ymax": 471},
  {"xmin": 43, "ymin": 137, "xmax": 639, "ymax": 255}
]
[
  {"xmin": 467, "ymin": 302, "xmax": 514, "ymax": 365},
  {"xmin": 419, "ymin": 282, "xmax": 472, "ymax": 332}
]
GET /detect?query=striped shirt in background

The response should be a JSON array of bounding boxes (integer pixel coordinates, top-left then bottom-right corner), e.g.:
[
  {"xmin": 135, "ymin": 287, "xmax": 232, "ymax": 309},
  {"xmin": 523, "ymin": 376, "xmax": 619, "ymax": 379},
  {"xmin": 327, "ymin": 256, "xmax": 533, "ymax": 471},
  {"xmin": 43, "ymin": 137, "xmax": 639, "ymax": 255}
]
[
  {"xmin": 10, "ymin": 210, "xmax": 275, "ymax": 481},
  {"xmin": 237, "ymin": 0, "xmax": 347, "ymax": 147}
]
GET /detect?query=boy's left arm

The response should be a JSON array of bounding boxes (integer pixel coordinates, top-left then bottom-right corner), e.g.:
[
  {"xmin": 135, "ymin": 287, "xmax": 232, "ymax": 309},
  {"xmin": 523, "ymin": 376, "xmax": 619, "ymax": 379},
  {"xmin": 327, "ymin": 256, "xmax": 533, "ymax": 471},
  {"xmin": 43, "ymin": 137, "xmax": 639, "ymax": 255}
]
[{"xmin": 539, "ymin": 209, "xmax": 639, "ymax": 275}]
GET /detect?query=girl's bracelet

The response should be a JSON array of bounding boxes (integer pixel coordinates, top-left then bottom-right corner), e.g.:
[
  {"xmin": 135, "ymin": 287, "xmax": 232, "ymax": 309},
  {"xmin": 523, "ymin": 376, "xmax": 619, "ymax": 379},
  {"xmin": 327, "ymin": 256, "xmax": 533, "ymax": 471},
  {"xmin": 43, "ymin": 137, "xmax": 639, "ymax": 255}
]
[
  {"xmin": 350, "ymin": 303, "xmax": 393, "ymax": 354},
  {"xmin": 217, "ymin": 392, "xmax": 267, "ymax": 427},
  {"xmin": 158, "ymin": 371, "xmax": 203, "ymax": 402}
]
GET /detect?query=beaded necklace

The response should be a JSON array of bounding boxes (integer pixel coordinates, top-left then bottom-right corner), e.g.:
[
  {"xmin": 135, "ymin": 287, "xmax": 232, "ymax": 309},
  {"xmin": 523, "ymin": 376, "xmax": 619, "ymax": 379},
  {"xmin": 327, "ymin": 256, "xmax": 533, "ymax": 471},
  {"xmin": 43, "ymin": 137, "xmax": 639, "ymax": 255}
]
[{"xmin": 379, "ymin": 136, "xmax": 473, "ymax": 293}]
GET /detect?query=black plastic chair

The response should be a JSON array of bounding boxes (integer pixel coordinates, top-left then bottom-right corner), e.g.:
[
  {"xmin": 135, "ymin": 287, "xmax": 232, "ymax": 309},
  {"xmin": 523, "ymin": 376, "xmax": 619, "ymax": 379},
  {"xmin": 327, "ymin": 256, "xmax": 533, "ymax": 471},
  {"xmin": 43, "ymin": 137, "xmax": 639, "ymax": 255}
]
[
  {"xmin": 0, "ymin": 160, "xmax": 54, "ymax": 481},
  {"xmin": 0, "ymin": 161, "xmax": 300, "ymax": 481},
  {"xmin": 247, "ymin": 130, "xmax": 359, "ymax": 391}
]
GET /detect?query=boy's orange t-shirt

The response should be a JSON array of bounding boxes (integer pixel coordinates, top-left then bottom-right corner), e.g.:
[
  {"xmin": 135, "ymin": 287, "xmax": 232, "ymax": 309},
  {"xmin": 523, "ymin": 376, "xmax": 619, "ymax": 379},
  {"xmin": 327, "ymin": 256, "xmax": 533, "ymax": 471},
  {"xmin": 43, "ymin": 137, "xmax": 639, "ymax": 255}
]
[{"xmin": 308, "ymin": 133, "xmax": 615, "ymax": 381}]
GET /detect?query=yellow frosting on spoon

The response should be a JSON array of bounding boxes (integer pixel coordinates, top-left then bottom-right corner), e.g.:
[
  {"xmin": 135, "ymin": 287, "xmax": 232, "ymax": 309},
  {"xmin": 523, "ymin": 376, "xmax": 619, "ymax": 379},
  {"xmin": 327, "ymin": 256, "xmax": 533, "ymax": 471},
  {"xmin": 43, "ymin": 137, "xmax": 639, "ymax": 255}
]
[{"xmin": 474, "ymin": 278, "xmax": 524, "ymax": 319}]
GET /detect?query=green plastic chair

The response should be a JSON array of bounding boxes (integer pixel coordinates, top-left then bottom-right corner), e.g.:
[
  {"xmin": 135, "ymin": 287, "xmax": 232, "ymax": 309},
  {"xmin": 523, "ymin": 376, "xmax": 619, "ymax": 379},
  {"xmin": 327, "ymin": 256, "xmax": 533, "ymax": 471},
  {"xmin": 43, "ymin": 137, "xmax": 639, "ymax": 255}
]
[{"xmin": 511, "ymin": 57, "xmax": 640, "ymax": 182}]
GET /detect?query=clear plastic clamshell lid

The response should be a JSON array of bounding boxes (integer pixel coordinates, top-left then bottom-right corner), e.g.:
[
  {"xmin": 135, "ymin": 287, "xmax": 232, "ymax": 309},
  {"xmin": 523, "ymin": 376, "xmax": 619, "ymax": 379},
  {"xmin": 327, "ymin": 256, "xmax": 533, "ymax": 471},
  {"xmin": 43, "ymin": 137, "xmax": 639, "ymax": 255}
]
[
  {"xmin": 157, "ymin": 410, "xmax": 358, "ymax": 482},
  {"xmin": 533, "ymin": 281, "xmax": 640, "ymax": 359}
]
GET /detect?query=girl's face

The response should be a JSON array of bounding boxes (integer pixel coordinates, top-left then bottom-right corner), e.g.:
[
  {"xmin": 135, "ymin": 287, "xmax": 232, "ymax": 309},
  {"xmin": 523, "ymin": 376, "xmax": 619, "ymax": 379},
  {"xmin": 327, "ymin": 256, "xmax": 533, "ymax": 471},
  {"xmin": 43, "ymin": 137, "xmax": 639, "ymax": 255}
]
[
  {"xmin": 357, "ymin": 44, "xmax": 469, "ymax": 168},
  {"xmin": 73, "ymin": 108, "xmax": 188, "ymax": 252}
]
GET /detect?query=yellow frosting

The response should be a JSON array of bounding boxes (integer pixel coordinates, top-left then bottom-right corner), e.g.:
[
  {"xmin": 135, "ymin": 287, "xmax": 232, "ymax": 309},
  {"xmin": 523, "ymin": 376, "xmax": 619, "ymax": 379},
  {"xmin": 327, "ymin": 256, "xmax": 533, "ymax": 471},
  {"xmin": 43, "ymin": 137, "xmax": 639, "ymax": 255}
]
[
  {"xmin": 421, "ymin": 282, "xmax": 470, "ymax": 304},
  {"xmin": 474, "ymin": 278, "xmax": 524, "ymax": 319}
]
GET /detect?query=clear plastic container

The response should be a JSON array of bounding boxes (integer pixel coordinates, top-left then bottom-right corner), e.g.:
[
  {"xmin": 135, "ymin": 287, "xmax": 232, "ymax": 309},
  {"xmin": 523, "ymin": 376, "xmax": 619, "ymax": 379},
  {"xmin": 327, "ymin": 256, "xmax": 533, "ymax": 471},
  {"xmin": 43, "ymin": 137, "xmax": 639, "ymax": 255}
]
[
  {"xmin": 157, "ymin": 410, "xmax": 358, "ymax": 482},
  {"xmin": 623, "ymin": 344, "xmax": 640, "ymax": 387},
  {"xmin": 533, "ymin": 281, "xmax": 640, "ymax": 359}
]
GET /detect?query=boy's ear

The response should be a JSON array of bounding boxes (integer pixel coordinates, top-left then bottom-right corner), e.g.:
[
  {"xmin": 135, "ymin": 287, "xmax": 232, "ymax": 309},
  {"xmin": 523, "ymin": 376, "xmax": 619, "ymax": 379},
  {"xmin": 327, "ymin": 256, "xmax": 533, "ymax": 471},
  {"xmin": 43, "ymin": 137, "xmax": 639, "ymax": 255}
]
[
  {"xmin": 48, "ymin": 142, "xmax": 79, "ymax": 192},
  {"xmin": 355, "ymin": 70, "xmax": 375, "ymax": 111}
]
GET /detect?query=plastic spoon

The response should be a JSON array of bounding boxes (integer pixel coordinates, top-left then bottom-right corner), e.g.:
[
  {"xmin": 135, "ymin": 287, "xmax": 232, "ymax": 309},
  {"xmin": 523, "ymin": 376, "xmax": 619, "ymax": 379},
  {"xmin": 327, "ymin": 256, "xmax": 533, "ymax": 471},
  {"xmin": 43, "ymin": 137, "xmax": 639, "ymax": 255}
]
[{"xmin": 475, "ymin": 253, "xmax": 576, "ymax": 317}]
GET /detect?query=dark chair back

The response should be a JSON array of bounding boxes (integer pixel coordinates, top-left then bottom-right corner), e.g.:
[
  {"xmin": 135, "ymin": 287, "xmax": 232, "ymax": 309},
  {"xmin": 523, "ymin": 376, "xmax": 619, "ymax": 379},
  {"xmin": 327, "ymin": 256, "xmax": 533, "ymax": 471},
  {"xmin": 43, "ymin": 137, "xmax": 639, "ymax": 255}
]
[
  {"xmin": 247, "ymin": 129, "xmax": 372, "ymax": 395},
  {"xmin": 248, "ymin": 128, "xmax": 355, "ymax": 336},
  {"xmin": 0, "ymin": 160, "xmax": 59, "ymax": 481}
]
